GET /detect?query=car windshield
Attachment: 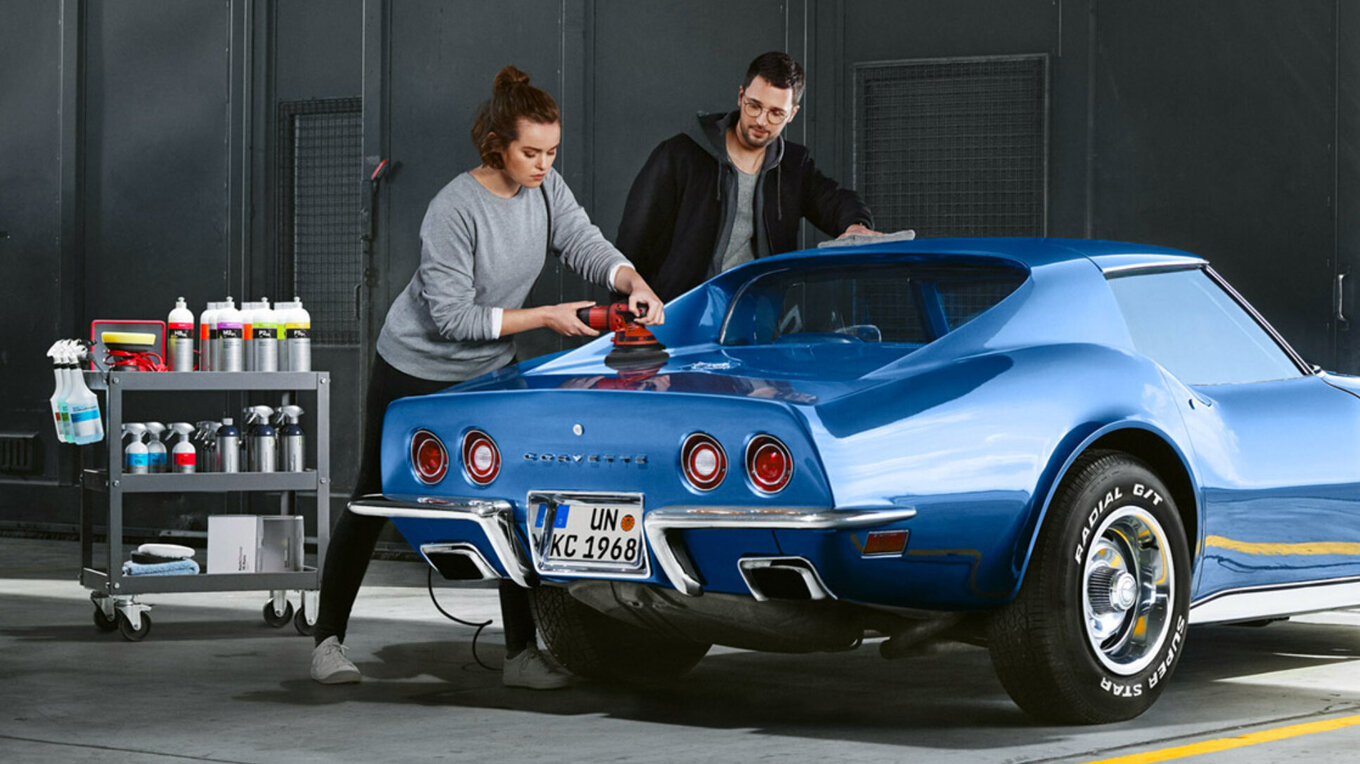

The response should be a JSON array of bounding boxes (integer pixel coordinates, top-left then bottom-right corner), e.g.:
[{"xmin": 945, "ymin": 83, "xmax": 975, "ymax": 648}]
[{"xmin": 719, "ymin": 262, "xmax": 1027, "ymax": 346}]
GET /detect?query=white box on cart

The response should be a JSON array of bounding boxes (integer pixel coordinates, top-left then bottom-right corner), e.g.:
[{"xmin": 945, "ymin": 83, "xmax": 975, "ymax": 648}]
[{"xmin": 208, "ymin": 515, "xmax": 259, "ymax": 573}]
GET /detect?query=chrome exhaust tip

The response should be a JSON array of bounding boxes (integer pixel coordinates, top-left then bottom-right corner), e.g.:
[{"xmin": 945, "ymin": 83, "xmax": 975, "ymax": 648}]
[
  {"xmin": 420, "ymin": 543, "xmax": 499, "ymax": 581},
  {"xmin": 738, "ymin": 556, "xmax": 835, "ymax": 601}
]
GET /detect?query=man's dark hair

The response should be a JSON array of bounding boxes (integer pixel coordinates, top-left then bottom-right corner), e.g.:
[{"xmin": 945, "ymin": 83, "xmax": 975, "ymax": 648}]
[{"xmin": 743, "ymin": 51, "xmax": 806, "ymax": 104}]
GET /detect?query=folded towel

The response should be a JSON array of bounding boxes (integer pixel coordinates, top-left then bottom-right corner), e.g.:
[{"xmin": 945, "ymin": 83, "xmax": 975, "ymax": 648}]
[
  {"xmin": 121, "ymin": 558, "xmax": 201, "ymax": 576},
  {"xmin": 136, "ymin": 543, "xmax": 195, "ymax": 559}
]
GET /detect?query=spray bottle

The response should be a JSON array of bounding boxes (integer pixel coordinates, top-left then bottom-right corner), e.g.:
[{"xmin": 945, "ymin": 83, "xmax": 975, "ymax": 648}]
[
  {"xmin": 277, "ymin": 405, "xmax": 305, "ymax": 472},
  {"xmin": 217, "ymin": 297, "xmax": 244, "ymax": 372},
  {"xmin": 285, "ymin": 297, "xmax": 311, "ymax": 371},
  {"xmin": 244, "ymin": 405, "xmax": 276, "ymax": 472},
  {"xmin": 47, "ymin": 343, "xmax": 72, "ymax": 443},
  {"xmin": 167, "ymin": 297, "xmax": 196, "ymax": 372},
  {"xmin": 122, "ymin": 423, "xmax": 149, "ymax": 474},
  {"xmin": 144, "ymin": 421, "xmax": 168, "ymax": 473},
  {"xmin": 216, "ymin": 417, "xmax": 240, "ymax": 473},
  {"xmin": 65, "ymin": 342, "xmax": 105, "ymax": 445},
  {"xmin": 252, "ymin": 298, "xmax": 278, "ymax": 372},
  {"xmin": 194, "ymin": 420, "xmax": 220, "ymax": 473},
  {"xmin": 168, "ymin": 422, "xmax": 196, "ymax": 473}
]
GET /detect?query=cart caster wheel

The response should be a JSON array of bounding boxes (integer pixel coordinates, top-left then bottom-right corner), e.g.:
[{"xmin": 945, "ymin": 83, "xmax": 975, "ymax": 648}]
[
  {"xmin": 263, "ymin": 600, "xmax": 295, "ymax": 628},
  {"xmin": 118, "ymin": 612, "xmax": 152, "ymax": 642},
  {"xmin": 293, "ymin": 604, "xmax": 314, "ymax": 637},
  {"xmin": 93, "ymin": 607, "xmax": 118, "ymax": 633}
]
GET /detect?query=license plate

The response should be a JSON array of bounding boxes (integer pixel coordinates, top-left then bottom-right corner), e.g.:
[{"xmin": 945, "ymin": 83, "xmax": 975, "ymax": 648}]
[{"xmin": 529, "ymin": 492, "xmax": 646, "ymax": 574}]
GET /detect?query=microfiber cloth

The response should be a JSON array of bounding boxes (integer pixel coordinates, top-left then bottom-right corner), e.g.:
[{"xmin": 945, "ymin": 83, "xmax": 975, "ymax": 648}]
[
  {"xmin": 121, "ymin": 558, "xmax": 201, "ymax": 576},
  {"xmin": 817, "ymin": 229, "xmax": 916, "ymax": 247}
]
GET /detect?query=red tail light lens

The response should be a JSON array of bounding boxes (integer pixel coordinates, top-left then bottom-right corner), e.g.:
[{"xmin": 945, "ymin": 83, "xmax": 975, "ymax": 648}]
[
  {"xmin": 746, "ymin": 435, "xmax": 793, "ymax": 494},
  {"xmin": 462, "ymin": 430, "xmax": 500, "ymax": 485},
  {"xmin": 681, "ymin": 433, "xmax": 727, "ymax": 491},
  {"xmin": 411, "ymin": 430, "xmax": 448, "ymax": 484}
]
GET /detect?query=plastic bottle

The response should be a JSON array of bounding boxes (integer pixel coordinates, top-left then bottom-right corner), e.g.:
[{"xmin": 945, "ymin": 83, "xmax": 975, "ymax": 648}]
[
  {"xmin": 252, "ymin": 298, "xmax": 279, "ymax": 372},
  {"xmin": 216, "ymin": 417, "xmax": 240, "ymax": 473},
  {"xmin": 240, "ymin": 300, "xmax": 259, "ymax": 371},
  {"xmin": 169, "ymin": 422, "xmax": 196, "ymax": 473},
  {"xmin": 278, "ymin": 404, "xmax": 305, "ymax": 472},
  {"xmin": 65, "ymin": 343, "xmax": 105, "ymax": 445},
  {"xmin": 144, "ymin": 421, "xmax": 168, "ymax": 473},
  {"xmin": 285, "ymin": 297, "xmax": 311, "ymax": 371},
  {"xmin": 245, "ymin": 405, "xmax": 276, "ymax": 472},
  {"xmin": 122, "ymin": 423, "xmax": 149, "ymax": 474},
  {"xmin": 217, "ymin": 297, "xmax": 244, "ymax": 372},
  {"xmin": 167, "ymin": 297, "xmax": 196, "ymax": 372},
  {"xmin": 200, "ymin": 301, "xmax": 220, "ymax": 371},
  {"xmin": 48, "ymin": 343, "xmax": 72, "ymax": 443}
]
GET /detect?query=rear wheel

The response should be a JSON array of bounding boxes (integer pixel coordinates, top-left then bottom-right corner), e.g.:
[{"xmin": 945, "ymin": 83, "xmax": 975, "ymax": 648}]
[
  {"xmin": 988, "ymin": 450, "xmax": 1190, "ymax": 723},
  {"xmin": 532, "ymin": 586, "xmax": 710, "ymax": 681}
]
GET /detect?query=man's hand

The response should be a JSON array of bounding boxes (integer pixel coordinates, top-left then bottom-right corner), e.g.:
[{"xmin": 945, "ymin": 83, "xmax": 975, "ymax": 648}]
[
  {"xmin": 541, "ymin": 301, "xmax": 600, "ymax": 337},
  {"xmin": 838, "ymin": 223, "xmax": 881, "ymax": 238}
]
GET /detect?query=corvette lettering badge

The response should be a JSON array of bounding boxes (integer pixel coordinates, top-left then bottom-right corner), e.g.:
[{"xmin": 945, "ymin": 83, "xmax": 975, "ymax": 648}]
[{"xmin": 523, "ymin": 452, "xmax": 648, "ymax": 465}]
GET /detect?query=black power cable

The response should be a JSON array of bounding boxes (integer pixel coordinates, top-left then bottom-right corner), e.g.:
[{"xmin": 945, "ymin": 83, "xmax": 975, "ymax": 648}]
[{"xmin": 425, "ymin": 567, "xmax": 496, "ymax": 671}]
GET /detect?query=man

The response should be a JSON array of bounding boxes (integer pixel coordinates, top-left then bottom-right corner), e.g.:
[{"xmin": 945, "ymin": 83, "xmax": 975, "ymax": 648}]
[{"xmin": 617, "ymin": 51, "xmax": 877, "ymax": 301}]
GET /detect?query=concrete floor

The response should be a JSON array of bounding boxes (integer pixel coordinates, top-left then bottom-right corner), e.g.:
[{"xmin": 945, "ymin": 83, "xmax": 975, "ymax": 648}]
[{"xmin": 3, "ymin": 536, "xmax": 1360, "ymax": 763}]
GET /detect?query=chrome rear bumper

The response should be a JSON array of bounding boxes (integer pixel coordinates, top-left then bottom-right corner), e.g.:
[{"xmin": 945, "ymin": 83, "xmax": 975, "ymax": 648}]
[{"xmin": 348, "ymin": 494, "xmax": 917, "ymax": 596}]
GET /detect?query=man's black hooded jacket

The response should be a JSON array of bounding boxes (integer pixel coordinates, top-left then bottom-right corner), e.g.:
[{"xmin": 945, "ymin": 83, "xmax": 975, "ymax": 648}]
[{"xmin": 616, "ymin": 111, "xmax": 873, "ymax": 302}]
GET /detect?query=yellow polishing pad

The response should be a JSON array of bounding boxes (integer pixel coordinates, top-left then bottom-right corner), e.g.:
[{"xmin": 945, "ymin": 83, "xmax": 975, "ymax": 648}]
[{"xmin": 101, "ymin": 331, "xmax": 157, "ymax": 347}]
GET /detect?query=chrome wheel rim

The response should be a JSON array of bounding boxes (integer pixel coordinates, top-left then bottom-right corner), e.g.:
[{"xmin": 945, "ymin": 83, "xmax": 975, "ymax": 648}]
[{"xmin": 1081, "ymin": 505, "xmax": 1173, "ymax": 675}]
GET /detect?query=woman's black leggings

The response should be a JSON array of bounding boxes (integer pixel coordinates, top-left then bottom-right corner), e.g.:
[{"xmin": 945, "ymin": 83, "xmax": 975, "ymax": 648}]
[{"xmin": 313, "ymin": 354, "xmax": 535, "ymax": 654}]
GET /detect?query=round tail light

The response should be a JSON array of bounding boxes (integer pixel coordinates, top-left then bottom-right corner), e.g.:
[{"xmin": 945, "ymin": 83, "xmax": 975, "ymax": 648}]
[
  {"xmin": 462, "ymin": 430, "xmax": 500, "ymax": 485},
  {"xmin": 681, "ymin": 433, "xmax": 727, "ymax": 491},
  {"xmin": 746, "ymin": 434, "xmax": 793, "ymax": 494},
  {"xmin": 411, "ymin": 430, "xmax": 448, "ymax": 484}
]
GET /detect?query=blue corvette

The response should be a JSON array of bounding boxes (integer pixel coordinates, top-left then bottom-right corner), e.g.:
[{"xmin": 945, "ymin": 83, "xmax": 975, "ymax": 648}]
[{"xmin": 351, "ymin": 237, "xmax": 1360, "ymax": 723}]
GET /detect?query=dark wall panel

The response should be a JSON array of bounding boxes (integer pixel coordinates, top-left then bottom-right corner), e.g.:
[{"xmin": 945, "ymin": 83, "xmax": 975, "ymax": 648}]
[
  {"xmin": 275, "ymin": 0, "xmax": 363, "ymax": 102},
  {"xmin": 812, "ymin": 0, "xmax": 1062, "ymax": 223},
  {"xmin": 590, "ymin": 0, "xmax": 792, "ymax": 239},
  {"xmin": 1092, "ymin": 1, "xmax": 1335, "ymax": 365},
  {"xmin": 0, "ymin": 1, "xmax": 64, "ymax": 489},
  {"xmin": 83, "ymin": 1, "xmax": 232, "ymax": 323}
]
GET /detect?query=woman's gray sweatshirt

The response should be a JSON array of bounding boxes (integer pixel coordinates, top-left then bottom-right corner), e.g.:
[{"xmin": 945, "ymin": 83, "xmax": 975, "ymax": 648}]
[{"xmin": 377, "ymin": 169, "xmax": 631, "ymax": 381}]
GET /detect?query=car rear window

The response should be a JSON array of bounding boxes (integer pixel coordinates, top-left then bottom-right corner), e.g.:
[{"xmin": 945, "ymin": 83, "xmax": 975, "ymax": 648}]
[{"xmin": 720, "ymin": 262, "xmax": 1026, "ymax": 346}]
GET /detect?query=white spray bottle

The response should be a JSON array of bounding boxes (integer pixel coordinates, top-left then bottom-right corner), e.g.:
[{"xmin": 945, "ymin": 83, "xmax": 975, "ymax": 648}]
[
  {"xmin": 278, "ymin": 405, "xmax": 305, "ymax": 472},
  {"xmin": 144, "ymin": 422, "xmax": 168, "ymax": 473},
  {"xmin": 122, "ymin": 423, "xmax": 149, "ymax": 474},
  {"xmin": 169, "ymin": 422, "xmax": 196, "ymax": 473},
  {"xmin": 66, "ymin": 343, "xmax": 104, "ymax": 445},
  {"xmin": 47, "ymin": 342, "xmax": 72, "ymax": 443}
]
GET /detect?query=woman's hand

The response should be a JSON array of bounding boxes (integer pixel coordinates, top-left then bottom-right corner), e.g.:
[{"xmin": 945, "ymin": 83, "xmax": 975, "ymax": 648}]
[
  {"xmin": 540, "ymin": 300, "xmax": 600, "ymax": 337},
  {"xmin": 613, "ymin": 266, "xmax": 666, "ymax": 326}
]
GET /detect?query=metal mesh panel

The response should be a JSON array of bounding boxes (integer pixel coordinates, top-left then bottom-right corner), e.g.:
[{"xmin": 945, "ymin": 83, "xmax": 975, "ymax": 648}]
[
  {"xmin": 276, "ymin": 98, "xmax": 362, "ymax": 345},
  {"xmin": 855, "ymin": 56, "xmax": 1047, "ymax": 237}
]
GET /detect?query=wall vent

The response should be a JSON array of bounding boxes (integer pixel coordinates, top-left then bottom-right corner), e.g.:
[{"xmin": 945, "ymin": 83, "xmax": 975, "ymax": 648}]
[
  {"xmin": 854, "ymin": 55, "xmax": 1048, "ymax": 237},
  {"xmin": 0, "ymin": 432, "xmax": 42, "ymax": 475},
  {"xmin": 276, "ymin": 98, "xmax": 363, "ymax": 345}
]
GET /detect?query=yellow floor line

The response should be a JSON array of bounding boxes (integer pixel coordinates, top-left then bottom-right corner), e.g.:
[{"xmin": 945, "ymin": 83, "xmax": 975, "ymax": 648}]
[{"xmin": 1081, "ymin": 713, "xmax": 1360, "ymax": 763}]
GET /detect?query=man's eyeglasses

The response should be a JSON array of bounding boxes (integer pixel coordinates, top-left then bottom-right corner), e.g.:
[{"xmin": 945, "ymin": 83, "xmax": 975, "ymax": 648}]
[{"xmin": 742, "ymin": 98, "xmax": 790, "ymax": 125}]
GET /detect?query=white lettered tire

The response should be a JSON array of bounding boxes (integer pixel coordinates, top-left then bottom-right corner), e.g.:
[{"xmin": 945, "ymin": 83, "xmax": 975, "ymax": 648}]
[{"xmin": 988, "ymin": 450, "xmax": 1190, "ymax": 723}]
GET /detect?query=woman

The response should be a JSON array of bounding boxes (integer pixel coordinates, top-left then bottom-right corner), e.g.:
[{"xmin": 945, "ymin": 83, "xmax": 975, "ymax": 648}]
[{"xmin": 310, "ymin": 65, "xmax": 664, "ymax": 688}]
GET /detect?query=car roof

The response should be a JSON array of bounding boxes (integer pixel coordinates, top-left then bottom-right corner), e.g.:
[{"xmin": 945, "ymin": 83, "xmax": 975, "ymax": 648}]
[{"xmin": 798, "ymin": 237, "xmax": 1207, "ymax": 274}]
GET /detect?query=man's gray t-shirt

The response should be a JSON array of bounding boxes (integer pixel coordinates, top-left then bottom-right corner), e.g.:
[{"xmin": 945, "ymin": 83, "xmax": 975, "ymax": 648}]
[
  {"xmin": 716, "ymin": 168, "xmax": 758, "ymax": 273},
  {"xmin": 377, "ymin": 170, "xmax": 630, "ymax": 381}
]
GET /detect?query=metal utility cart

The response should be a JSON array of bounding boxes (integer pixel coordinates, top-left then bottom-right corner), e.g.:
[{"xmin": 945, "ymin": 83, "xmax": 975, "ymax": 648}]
[{"xmin": 80, "ymin": 369, "xmax": 330, "ymax": 641}]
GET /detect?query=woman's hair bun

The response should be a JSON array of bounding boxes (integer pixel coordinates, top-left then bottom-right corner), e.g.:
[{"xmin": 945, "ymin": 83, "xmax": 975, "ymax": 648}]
[{"xmin": 493, "ymin": 65, "xmax": 531, "ymax": 92}]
